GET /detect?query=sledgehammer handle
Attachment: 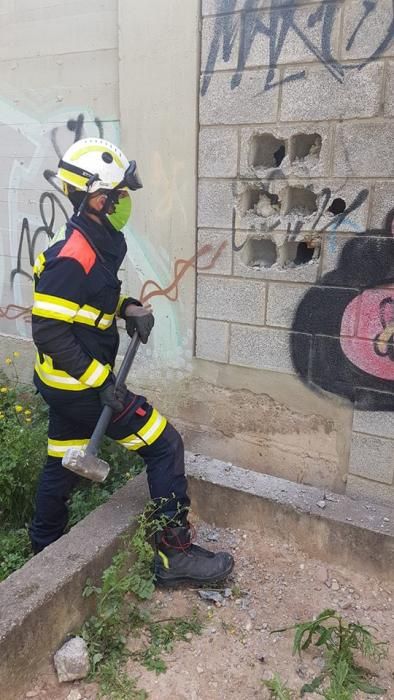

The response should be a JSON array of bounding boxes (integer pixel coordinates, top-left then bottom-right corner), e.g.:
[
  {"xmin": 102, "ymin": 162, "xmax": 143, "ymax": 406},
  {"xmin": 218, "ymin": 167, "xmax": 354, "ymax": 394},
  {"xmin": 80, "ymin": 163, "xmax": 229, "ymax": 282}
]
[{"xmin": 86, "ymin": 332, "xmax": 141, "ymax": 456}]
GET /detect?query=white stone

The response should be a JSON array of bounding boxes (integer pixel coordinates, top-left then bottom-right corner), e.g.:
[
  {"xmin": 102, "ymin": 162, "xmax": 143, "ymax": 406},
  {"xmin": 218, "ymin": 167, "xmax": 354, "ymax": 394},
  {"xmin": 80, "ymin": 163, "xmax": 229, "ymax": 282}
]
[
  {"xmin": 54, "ymin": 636, "xmax": 90, "ymax": 683},
  {"xmin": 66, "ymin": 692, "xmax": 83, "ymax": 700}
]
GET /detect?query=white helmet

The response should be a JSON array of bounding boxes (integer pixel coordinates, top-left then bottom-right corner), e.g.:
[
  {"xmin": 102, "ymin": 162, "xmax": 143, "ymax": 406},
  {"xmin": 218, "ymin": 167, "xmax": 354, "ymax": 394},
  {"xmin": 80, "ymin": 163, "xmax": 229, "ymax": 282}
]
[{"xmin": 57, "ymin": 137, "xmax": 142, "ymax": 194}]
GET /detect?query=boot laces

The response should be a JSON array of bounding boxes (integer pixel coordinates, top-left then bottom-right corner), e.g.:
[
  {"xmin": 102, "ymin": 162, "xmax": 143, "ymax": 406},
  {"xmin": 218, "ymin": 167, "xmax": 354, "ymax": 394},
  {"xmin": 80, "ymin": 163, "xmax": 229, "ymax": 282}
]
[{"xmin": 161, "ymin": 522, "xmax": 197, "ymax": 552}]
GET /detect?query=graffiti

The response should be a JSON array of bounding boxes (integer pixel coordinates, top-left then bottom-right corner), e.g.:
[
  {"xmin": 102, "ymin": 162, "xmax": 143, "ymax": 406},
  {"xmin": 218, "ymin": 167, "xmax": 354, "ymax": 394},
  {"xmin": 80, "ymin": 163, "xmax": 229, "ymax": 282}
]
[
  {"xmin": 291, "ymin": 210, "xmax": 394, "ymax": 410},
  {"xmin": 140, "ymin": 241, "xmax": 227, "ymax": 303},
  {"xmin": 201, "ymin": 0, "xmax": 393, "ymax": 95},
  {"xmin": 43, "ymin": 114, "xmax": 104, "ymax": 193},
  {"xmin": 232, "ymin": 186, "xmax": 369, "ymax": 254},
  {"xmin": 11, "ymin": 193, "xmax": 68, "ymax": 286},
  {"xmin": 0, "ymin": 304, "xmax": 31, "ymax": 322}
]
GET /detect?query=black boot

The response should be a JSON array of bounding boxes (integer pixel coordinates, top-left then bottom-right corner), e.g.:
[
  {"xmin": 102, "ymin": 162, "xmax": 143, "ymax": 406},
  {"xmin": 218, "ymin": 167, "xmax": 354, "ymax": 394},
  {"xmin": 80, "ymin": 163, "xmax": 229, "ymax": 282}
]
[{"xmin": 154, "ymin": 524, "xmax": 234, "ymax": 586}]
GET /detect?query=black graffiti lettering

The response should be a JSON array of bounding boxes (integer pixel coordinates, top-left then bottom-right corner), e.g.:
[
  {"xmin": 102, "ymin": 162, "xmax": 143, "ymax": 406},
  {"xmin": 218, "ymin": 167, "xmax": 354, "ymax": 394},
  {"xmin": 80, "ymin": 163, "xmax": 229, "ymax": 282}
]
[
  {"xmin": 202, "ymin": 0, "xmax": 392, "ymax": 95},
  {"xmin": 10, "ymin": 193, "xmax": 69, "ymax": 286},
  {"xmin": 11, "ymin": 112, "xmax": 106, "ymax": 288},
  {"xmin": 346, "ymin": 1, "xmax": 377, "ymax": 51},
  {"xmin": 43, "ymin": 113, "xmax": 104, "ymax": 192}
]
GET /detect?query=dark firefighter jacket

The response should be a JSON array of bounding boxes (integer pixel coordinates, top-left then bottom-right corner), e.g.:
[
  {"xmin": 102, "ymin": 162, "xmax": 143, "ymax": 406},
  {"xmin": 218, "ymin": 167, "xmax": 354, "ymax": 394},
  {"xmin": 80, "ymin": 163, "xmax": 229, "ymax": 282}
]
[{"xmin": 32, "ymin": 212, "xmax": 139, "ymax": 395}]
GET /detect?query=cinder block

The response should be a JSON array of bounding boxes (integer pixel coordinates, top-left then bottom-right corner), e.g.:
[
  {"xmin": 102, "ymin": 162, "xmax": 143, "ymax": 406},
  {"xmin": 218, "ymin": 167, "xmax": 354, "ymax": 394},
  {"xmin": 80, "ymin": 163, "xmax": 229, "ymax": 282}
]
[
  {"xmin": 321, "ymin": 234, "xmax": 392, "ymax": 281},
  {"xmin": 202, "ymin": 0, "xmax": 304, "ymax": 15},
  {"xmin": 384, "ymin": 61, "xmax": 394, "ymax": 116},
  {"xmin": 200, "ymin": 69, "xmax": 279, "ymax": 124},
  {"xmin": 355, "ymin": 388, "xmax": 394, "ymax": 414},
  {"xmin": 266, "ymin": 282, "xmax": 309, "ymax": 329},
  {"xmin": 341, "ymin": 0, "xmax": 394, "ymax": 61},
  {"xmin": 353, "ymin": 407, "xmax": 394, "ymax": 440},
  {"xmin": 195, "ymin": 318, "xmax": 229, "ymax": 362},
  {"xmin": 349, "ymin": 433, "xmax": 394, "ymax": 484},
  {"xmin": 201, "ymin": 15, "xmax": 240, "ymax": 72},
  {"xmin": 230, "ymin": 323, "xmax": 298, "ymax": 373},
  {"xmin": 235, "ymin": 179, "xmax": 369, "ymax": 235},
  {"xmin": 233, "ymin": 245, "xmax": 319, "ymax": 284},
  {"xmin": 280, "ymin": 62, "xmax": 383, "ymax": 122},
  {"xmin": 197, "ymin": 230, "xmax": 232, "ymax": 275},
  {"xmin": 370, "ymin": 183, "xmax": 394, "ymax": 229},
  {"xmin": 199, "ymin": 127, "xmax": 238, "ymax": 178},
  {"xmin": 347, "ymin": 474, "xmax": 394, "ymax": 507},
  {"xmin": 197, "ymin": 275, "xmax": 265, "ymax": 324},
  {"xmin": 239, "ymin": 123, "xmax": 331, "ymax": 179},
  {"xmin": 334, "ymin": 122, "xmax": 394, "ymax": 178},
  {"xmin": 198, "ymin": 180, "xmax": 234, "ymax": 228},
  {"xmin": 240, "ymin": 6, "xmax": 340, "ymax": 70}
]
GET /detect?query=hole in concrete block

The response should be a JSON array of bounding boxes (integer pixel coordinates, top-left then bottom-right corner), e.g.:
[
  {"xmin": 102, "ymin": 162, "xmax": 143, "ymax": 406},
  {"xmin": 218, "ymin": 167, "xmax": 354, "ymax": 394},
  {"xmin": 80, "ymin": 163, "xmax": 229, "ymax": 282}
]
[
  {"xmin": 328, "ymin": 197, "xmax": 346, "ymax": 215},
  {"xmin": 240, "ymin": 187, "xmax": 261, "ymax": 216},
  {"xmin": 283, "ymin": 186, "xmax": 317, "ymax": 217},
  {"xmin": 282, "ymin": 240, "xmax": 319, "ymax": 266},
  {"xmin": 254, "ymin": 191, "xmax": 280, "ymax": 218},
  {"xmin": 240, "ymin": 187, "xmax": 281, "ymax": 218},
  {"xmin": 249, "ymin": 133, "xmax": 286, "ymax": 169},
  {"xmin": 291, "ymin": 133, "xmax": 322, "ymax": 161},
  {"xmin": 241, "ymin": 237, "xmax": 277, "ymax": 268}
]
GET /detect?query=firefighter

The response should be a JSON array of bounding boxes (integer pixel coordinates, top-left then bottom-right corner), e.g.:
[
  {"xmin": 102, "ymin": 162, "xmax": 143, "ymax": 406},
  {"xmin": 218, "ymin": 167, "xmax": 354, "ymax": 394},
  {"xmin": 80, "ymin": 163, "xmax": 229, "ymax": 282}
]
[{"xmin": 29, "ymin": 138, "xmax": 233, "ymax": 586}]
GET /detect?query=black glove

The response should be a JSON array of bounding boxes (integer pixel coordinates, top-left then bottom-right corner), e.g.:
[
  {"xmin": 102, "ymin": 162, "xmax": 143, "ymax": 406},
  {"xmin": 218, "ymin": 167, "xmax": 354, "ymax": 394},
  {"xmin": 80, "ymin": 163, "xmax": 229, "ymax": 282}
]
[
  {"xmin": 126, "ymin": 310, "xmax": 154, "ymax": 344},
  {"xmin": 98, "ymin": 374, "xmax": 128, "ymax": 413}
]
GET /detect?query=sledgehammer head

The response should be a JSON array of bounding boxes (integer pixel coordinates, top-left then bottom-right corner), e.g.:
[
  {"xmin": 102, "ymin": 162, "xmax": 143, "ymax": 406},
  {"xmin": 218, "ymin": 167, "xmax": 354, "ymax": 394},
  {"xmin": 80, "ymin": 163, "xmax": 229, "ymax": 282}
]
[{"xmin": 62, "ymin": 448, "xmax": 110, "ymax": 482}]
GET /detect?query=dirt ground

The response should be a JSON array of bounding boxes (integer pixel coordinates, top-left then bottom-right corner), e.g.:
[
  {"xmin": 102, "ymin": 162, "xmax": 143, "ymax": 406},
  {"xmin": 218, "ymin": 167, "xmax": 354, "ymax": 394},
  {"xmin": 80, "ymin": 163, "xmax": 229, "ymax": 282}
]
[{"xmin": 26, "ymin": 520, "xmax": 394, "ymax": 700}]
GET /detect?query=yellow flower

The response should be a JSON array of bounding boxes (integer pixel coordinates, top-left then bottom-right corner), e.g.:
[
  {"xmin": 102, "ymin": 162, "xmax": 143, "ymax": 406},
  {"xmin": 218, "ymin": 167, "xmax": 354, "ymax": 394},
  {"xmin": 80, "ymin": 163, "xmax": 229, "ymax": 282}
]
[
  {"xmin": 25, "ymin": 417, "xmax": 32, "ymax": 423},
  {"xmin": 5, "ymin": 358, "xmax": 12, "ymax": 365},
  {"xmin": 0, "ymin": 412, "xmax": 4, "ymax": 420},
  {"xmin": 14, "ymin": 405, "xmax": 23, "ymax": 413},
  {"xmin": 13, "ymin": 351, "xmax": 20, "ymax": 358},
  {"xmin": 0, "ymin": 387, "xmax": 8, "ymax": 393},
  {"xmin": 24, "ymin": 409, "xmax": 32, "ymax": 416}
]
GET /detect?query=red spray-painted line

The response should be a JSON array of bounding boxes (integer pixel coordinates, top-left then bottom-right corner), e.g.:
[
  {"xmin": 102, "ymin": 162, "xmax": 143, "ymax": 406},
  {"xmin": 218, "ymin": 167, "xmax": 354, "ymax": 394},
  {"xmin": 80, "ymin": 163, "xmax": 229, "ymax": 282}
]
[{"xmin": 140, "ymin": 241, "xmax": 227, "ymax": 304}]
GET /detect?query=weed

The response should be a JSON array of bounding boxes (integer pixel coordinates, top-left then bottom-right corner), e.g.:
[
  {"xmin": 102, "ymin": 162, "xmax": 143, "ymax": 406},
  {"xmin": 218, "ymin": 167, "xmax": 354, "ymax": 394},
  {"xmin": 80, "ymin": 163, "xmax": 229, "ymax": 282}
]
[
  {"xmin": 263, "ymin": 674, "xmax": 294, "ymax": 699},
  {"xmin": 0, "ymin": 353, "xmax": 144, "ymax": 580},
  {"xmin": 81, "ymin": 501, "xmax": 202, "ymax": 699},
  {"xmin": 0, "ymin": 528, "xmax": 32, "ymax": 582},
  {"xmin": 135, "ymin": 611, "xmax": 202, "ymax": 674},
  {"xmin": 274, "ymin": 608, "xmax": 388, "ymax": 698}
]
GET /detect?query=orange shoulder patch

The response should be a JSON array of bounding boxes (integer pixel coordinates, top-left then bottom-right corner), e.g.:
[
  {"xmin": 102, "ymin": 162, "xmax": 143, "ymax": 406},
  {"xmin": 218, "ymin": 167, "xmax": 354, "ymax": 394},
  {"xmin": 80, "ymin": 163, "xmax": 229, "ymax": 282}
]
[{"xmin": 58, "ymin": 229, "xmax": 96, "ymax": 274}]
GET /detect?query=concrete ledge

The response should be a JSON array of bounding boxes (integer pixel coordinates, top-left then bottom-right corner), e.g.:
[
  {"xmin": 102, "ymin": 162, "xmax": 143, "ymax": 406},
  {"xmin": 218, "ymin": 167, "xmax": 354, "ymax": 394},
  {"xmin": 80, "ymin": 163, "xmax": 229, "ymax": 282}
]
[
  {"xmin": 186, "ymin": 453, "xmax": 394, "ymax": 582},
  {"xmin": 0, "ymin": 473, "xmax": 149, "ymax": 700},
  {"xmin": 2, "ymin": 454, "xmax": 393, "ymax": 699}
]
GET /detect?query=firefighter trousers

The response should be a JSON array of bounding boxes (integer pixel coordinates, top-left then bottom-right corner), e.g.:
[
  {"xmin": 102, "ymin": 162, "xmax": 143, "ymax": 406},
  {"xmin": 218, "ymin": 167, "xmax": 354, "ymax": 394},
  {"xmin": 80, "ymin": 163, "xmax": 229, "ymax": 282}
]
[{"xmin": 29, "ymin": 385, "xmax": 190, "ymax": 553}]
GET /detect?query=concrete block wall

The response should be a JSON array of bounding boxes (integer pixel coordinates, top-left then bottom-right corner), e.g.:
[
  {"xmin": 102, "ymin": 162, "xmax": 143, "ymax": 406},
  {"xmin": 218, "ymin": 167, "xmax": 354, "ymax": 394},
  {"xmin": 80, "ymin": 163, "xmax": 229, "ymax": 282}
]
[{"xmin": 197, "ymin": 0, "xmax": 394, "ymax": 503}]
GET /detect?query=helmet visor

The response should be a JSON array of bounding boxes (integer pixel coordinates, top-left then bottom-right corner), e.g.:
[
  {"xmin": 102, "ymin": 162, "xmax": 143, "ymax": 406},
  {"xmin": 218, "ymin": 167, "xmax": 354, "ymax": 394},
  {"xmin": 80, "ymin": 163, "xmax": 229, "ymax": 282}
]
[{"xmin": 122, "ymin": 160, "xmax": 143, "ymax": 191}]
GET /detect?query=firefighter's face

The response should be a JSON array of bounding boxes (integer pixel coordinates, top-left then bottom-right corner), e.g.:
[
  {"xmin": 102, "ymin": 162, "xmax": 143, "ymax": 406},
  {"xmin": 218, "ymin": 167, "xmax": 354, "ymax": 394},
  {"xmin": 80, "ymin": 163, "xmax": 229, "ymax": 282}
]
[{"xmin": 88, "ymin": 189, "xmax": 132, "ymax": 231}]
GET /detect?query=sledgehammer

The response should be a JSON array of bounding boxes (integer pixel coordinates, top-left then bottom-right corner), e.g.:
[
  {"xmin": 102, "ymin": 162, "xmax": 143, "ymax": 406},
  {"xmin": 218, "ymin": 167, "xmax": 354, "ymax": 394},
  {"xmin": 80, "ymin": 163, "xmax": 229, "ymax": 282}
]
[{"xmin": 62, "ymin": 331, "xmax": 141, "ymax": 482}]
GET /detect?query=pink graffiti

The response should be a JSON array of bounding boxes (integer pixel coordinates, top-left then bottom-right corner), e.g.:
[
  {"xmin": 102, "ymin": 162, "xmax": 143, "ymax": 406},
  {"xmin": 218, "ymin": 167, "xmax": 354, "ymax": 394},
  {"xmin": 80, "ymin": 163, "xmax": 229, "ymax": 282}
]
[{"xmin": 340, "ymin": 285, "xmax": 394, "ymax": 380}]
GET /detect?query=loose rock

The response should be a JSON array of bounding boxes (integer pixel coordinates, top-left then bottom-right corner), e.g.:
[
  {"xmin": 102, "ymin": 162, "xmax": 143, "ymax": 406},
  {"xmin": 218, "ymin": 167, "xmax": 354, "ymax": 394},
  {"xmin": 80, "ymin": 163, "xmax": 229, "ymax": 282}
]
[
  {"xmin": 54, "ymin": 636, "xmax": 90, "ymax": 683},
  {"xmin": 66, "ymin": 691, "xmax": 82, "ymax": 700}
]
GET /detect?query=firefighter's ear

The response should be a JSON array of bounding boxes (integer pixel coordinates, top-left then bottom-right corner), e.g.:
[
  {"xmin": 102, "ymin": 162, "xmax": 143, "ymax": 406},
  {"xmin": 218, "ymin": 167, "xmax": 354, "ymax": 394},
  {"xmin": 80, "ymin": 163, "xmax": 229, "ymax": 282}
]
[{"xmin": 88, "ymin": 192, "xmax": 107, "ymax": 212}]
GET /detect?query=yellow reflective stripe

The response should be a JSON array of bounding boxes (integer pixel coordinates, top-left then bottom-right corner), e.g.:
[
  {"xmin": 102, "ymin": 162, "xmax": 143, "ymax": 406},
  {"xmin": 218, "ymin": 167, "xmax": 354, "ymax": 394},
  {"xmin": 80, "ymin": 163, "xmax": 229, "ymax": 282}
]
[
  {"xmin": 116, "ymin": 295, "xmax": 127, "ymax": 315},
  {"xmin": 33, "ymin": 253, "xmax": 46, "ymax": 278},
  {"xmin": 32, "ymin": 292, "xmax": 79, "ymax": 323},
  {"xmin": 118, "ymin": 409, "xmax": 167, "ymax": 451},
  {"xmin": 48, "ymin": 438, "xmax": 89, "ymax": 457},
  {"xmin": 79, "ymin": 359, "xmax": 110, "ymax": 388},
  {"xmin": 74, "ymin": 305, "xmax": 115, "ymax": 329},
  {"xmin": 70, "ymin": 144, "xmax": 124, "ymax": 169},
  {"xmin": 58, "ymin": 167, "xmax": 88, "ymax": 190},
  {"xmin": 157, "ymin": 551, "xmax": 170, "ymax": 570},
  {"xmin": 139, "ymin": 409, "xmax": 167, "ymax": 444},
  {"xmin": 35, "ymin": 356, "xmax": 88, "ymax": 392}
]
